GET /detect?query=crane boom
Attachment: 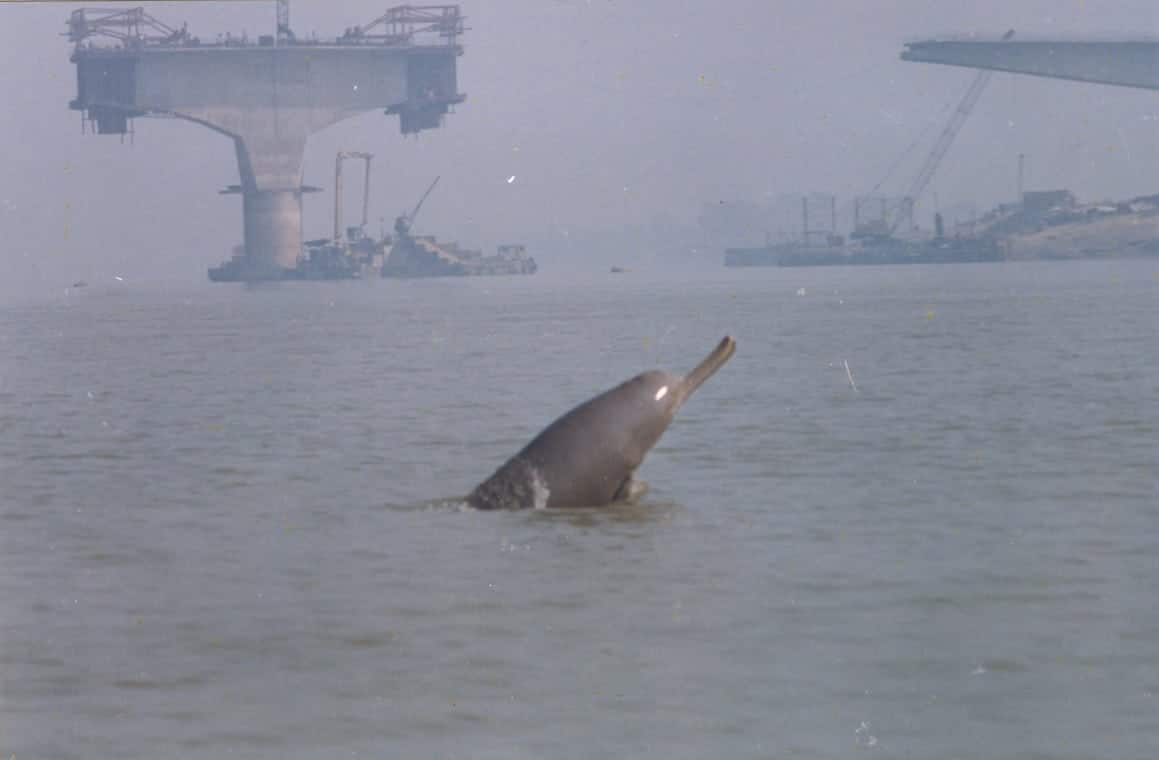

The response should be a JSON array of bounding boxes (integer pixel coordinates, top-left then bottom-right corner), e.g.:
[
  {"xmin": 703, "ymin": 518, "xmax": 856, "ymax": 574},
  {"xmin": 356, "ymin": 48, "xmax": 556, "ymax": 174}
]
[
  {"xmin": 409, "ymin": 176, "xmax": 441, "ymax": 226},
  {"xmin": 886, "ymin": 29, "xmax": 1014, "ymax": 235},
  {"xmin": 903, "ymin": 71, "xmax": 991, "ymax": 206}
]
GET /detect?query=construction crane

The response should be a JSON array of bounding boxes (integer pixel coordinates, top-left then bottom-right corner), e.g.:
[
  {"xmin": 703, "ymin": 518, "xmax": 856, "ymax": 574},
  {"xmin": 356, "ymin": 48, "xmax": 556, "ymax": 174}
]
[
  {"xmin": 394, "ymin": 176, "xmax": 441, "ymax": 238},
  {"xmin": 275, "ymin": 0, "xmax": 294, "ymax": 44},
  {"xmin": 857, "ymin": 29, "xmax": 1014, "ymax": 239},
  {"xmin": 333, "ymin": 151, "xmax": 373, "ymax": 243}
]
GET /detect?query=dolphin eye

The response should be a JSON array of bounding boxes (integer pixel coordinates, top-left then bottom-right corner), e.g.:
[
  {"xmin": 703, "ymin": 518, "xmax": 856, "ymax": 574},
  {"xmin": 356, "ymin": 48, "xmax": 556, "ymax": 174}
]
[{"xmin": 654, "ymin": 385, "xmax": 669, "ymax": 401}]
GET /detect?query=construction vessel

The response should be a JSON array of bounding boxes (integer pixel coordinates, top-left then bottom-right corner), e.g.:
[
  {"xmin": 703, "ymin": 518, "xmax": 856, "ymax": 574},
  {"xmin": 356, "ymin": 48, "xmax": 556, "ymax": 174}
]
[
  {"xmin": 379, "ymin": 176, "xmax": 538, "ymax": 278},
  {"xmin": 723, "ymin": 194, "xmax": 848, "ymax": 267},
  {"xmin": 723, "ymin": 207, "xmax": 1003, "ymax": 268},
  {"xmin": 210, "ymin": 155, "xmax": 537, "ymax": 281},
  {"xmin": 723, "ymin": 230, "xmax": 1001, "ymax": 268},
  {"xmin": 725, "ymin": 32, "xmax": 1013, "ymax": 269},
  {"xmin": 722, "ymin": 193, "xmax": 1001, "ymax": 267}
]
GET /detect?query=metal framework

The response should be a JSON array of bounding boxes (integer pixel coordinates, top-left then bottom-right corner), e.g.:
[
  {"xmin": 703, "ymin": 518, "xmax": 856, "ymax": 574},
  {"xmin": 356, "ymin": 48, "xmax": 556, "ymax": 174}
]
[
  {"xmin": 276, "ymin": 0, "xmax": 295, "ymax": 44},
  {"xmin": 341, "ymin": 5, "xmax": 464, "ymax": 47},
  {"xmin": 800, "ymin": 194, "xmax": 838, "ymax": 247},
  {"xmin": 334, "ymin": 151, "xmax": 373, "ymax": 242},
  {"xmin": 68, "ymin": 4, "xmax": 463, "ymax": 50},
  {"xmin": 66, "ymin": 7, "xmax": 188, "ymax": 47}
]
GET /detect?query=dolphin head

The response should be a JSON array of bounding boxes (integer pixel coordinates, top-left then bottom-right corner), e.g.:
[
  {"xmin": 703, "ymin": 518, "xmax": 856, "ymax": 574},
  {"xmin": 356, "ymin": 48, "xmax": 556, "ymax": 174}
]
[
  {"xmin": 677, "ymin": 335, "xmax": 737, "ymax": 402},
  {"xmin": 613, "ymin": 336, "xmax": 737, "ymax": 463}
]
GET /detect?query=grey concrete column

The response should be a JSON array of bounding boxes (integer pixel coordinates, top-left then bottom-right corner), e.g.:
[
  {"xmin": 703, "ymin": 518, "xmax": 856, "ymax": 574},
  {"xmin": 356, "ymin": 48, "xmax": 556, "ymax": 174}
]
[
  {"xmin": 232, "ymin": 131, "xmax": 309, "ymax": 272},
  {"xmin": 242, "ymin": 189, "xmax": 302, "ymax": 271}
]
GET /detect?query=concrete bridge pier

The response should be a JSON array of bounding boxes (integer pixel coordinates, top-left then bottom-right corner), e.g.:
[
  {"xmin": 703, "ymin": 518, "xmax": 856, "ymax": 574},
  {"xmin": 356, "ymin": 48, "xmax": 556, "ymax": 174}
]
[
  {"xmin": 66, "ymin": 6, "xmax": 466, "ymax": 279},
  {"xmin": 240, "ymin": 188, "xmax": 302, "ymax": 273},
  {"xmin": 231, "ymin": 131, "xmax": 310, "ymax": 272}
]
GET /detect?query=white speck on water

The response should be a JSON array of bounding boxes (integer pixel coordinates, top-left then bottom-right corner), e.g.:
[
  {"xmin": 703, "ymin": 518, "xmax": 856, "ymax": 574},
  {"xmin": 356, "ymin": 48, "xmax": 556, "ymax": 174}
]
[
  {"xmin": 855, "ymin": 720, "xmax": 878, "ymax": 747},
  {"xmin": 796, "ymin": 287, "xmax": 806, "ymax": 296},
  {"xmin": 972, "ymin": 666, "xmax": 987, "ymax": 676},
  {"xmin": 114, "ymin": 276, "xmax": 124, "ymax": 281},
  {"xmin": 507, "ymin": 175, "xmax": 516, "ymax": 184}
]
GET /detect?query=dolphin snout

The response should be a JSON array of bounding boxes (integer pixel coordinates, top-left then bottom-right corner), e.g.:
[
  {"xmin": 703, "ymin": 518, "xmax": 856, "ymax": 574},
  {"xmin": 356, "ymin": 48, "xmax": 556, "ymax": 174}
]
[{"xmin": 681, "ymin": 335, "xmax": 736, "ymax": 397}]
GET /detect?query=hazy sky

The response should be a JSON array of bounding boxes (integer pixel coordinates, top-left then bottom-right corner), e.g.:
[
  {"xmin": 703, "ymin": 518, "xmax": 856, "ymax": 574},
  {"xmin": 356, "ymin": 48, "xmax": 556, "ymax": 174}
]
[{"xmin": 4, "ymin": 0, "xmax": 1159, "ymax": 294}]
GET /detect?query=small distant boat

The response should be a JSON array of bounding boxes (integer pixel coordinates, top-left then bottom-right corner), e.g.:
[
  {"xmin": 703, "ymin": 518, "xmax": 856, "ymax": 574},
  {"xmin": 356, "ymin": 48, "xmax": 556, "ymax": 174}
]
[
  {"xmin": 71, "ymin": 281, "xmax": 88, "ymax": 288},
  {"xmin": 610, "ymin": 266, "xmax": 629, "ymax": 274}
]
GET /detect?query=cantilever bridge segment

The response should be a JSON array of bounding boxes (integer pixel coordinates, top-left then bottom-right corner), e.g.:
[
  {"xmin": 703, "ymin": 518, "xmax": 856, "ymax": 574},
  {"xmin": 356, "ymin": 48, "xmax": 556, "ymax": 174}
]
[
  {"xmin": 902, "ymin": 35, "xmax": 1159, "ymax": 91},
  {"xmin": 67, "ymin": 5, "xmax": 465, "ymax": 277}
]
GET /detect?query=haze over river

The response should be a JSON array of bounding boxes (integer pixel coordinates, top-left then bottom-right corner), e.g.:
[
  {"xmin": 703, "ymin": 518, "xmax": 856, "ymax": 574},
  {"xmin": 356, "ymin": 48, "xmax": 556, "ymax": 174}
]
[{"xmin": 2, "ymin": 259, "xmax": 1157, "ymax": 759}]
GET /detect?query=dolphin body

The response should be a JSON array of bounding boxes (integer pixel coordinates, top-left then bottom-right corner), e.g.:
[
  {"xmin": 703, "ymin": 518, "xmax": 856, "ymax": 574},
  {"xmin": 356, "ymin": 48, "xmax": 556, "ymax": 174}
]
[{"xmin": 468, "ymin": 336, "xmax": 736, "ymax": 510}]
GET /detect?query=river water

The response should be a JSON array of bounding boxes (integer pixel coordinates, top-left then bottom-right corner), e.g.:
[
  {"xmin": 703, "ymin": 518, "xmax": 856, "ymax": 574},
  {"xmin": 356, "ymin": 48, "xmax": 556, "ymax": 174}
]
[{"xmin": 2, "ymin": 260, "xmax": 1157, "ymax": 759}]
